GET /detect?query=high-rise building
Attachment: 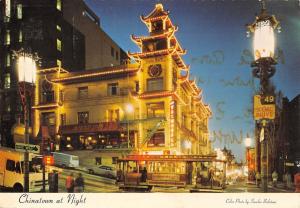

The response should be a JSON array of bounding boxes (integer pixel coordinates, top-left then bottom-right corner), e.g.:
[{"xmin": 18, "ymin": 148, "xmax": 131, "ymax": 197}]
[{"xmin": 0, "ymin": 0, "xmax": 127, "ymax": 147}]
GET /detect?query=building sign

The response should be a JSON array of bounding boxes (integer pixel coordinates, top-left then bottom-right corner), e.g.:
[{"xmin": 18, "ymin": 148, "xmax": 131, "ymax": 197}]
[{"xmin": 253, "ymin": 95, "xmax": 275, "ymax": 120}]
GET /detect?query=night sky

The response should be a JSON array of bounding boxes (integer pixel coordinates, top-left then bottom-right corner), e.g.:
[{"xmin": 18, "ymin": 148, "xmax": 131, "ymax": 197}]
[{"xmin": 84, "ymin": 0, "xmax": 300, "ymax": 161}]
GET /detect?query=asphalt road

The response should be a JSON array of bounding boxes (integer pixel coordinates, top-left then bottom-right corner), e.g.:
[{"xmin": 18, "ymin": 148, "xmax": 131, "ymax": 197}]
[
  {"xmin": 58, "ymin": 169, "xmax": 118, "ymax": 193},
  {"xmin": 56, "ymin": 169, "xmax": 293, "ymax": 193}
]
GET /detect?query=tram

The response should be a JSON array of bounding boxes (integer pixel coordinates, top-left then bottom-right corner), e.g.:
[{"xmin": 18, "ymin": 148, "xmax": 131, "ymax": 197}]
[{"xmin": 116, "ymin": 154, "xmax": 226, "ymax": 192}]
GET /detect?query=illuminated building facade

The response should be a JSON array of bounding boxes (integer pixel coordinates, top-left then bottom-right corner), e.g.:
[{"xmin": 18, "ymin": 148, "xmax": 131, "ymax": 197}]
[
  {"xmin": 33, "ymin": 4, "xmax": 212, "ymax": 155},
  {"xmin": 0, "ymin": 0, "xmax": 127, "ymax": 147}
]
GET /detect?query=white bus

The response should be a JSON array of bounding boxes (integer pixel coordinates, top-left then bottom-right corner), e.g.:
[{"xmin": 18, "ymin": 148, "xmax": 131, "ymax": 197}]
[{"xmin": 52, "ymin": 152, "xmax": 79, "ymax": 168}]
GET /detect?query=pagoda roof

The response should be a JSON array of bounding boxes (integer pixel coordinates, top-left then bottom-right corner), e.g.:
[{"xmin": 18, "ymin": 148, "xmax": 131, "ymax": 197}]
[
  {"xmin": 141, "ymin": 4, "xmax": 169, "ymax": 22},
  {"xmin": 130, "ymin": 26, "xmax": 177, "ymax": 46},
  {"xmin": 128, "ymin": 48, "xmax": 188, "ymax": 70},
  {"xmin": 50, "ymin": 64, "xmax": 139, "ymax": 83}
]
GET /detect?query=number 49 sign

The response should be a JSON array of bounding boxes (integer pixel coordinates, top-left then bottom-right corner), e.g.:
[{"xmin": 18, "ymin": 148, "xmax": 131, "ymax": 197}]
[{"xmin": 253, "ymin": 95, "xmax": 276, "ymax": 120}]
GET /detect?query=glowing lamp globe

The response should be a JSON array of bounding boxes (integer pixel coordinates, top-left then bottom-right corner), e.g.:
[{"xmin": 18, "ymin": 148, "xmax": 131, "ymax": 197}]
[
  {"xmin": 125, "ymin": 103, "xmax": 134, "ymax": 113},
  {"xmin": 253, "ymin": 19, "xmax": 275, "ymax": 61},
  {"xmin": 18, "ymin": 55, "xmax": 37, "ymax": 84}
]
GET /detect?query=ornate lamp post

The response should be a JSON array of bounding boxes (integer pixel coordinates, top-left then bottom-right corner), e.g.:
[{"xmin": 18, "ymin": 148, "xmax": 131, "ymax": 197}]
[
  {"xmin": 16, "ymin": 52, "xmax": 38, "ymax": 192},
  {"xmin": 246, "ymin": 1, "xmax": 280, "ymax": 192}
]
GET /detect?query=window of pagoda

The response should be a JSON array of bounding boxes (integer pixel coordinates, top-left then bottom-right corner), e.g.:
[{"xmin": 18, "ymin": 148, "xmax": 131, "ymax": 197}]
[
  {"xmin": 142, "ymin": 38, "xmax": 167, "ymax": 52},
  {"xmin": 151, "ymin": 20, "xmax": 163, "ymax": 33}
]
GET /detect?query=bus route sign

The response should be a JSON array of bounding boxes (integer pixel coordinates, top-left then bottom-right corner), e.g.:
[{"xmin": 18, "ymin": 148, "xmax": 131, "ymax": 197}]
[{"xmin": 253, "ymin": 95, "xmax": 275, "ymax": 120}]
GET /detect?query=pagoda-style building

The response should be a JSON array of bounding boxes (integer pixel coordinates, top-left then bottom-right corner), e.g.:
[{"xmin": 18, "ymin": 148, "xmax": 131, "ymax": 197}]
[
  {"xmin": 128, "ymin": 4, "xmax": 212, "ymax": 155},
  {"xmin": 32, "ymin": 4, "xmax": 212, "ymax": 156}
]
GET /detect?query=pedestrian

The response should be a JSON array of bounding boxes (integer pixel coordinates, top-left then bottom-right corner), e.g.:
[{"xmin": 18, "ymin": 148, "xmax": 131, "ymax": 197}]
[
  {"xmin": 272, "ymin": 170, "xmax": 278, "ymax": 187},
  {"xmin": 141, "ymin": 167, "xmax": 147, "ymax": 182},
  {"xmin": 294, "ymin": 172, "xmax": 300, "ymax": 193},
  {"xmin": 65, "ymin": 172, "xmax": 74, "ymax": 193},
  {"xmin": 255, "ymin": 171, "xmax": 261, "ymax": 187},
  {"xmin": 74, "ymin": 173, "xmax": 85, "ymax": 193}
]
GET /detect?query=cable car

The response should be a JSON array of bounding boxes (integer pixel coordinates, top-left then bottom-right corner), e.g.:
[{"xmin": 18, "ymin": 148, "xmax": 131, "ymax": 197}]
[{"xmin": 116, "ymin": 154, "xmax": 226, "ymax": 192}]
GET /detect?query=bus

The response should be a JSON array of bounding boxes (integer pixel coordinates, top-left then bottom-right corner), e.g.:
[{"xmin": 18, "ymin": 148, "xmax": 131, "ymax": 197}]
[{"xmin": 116, "ymin": 154, "xmax": 226, "ymax": 192}]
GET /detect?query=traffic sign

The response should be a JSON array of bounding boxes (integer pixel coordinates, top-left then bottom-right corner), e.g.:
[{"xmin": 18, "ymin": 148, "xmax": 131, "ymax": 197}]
[
  {"xmin": 15, "ymin": 143, "xmax": 40, "ymax": 153},
  {"xmin": 253, "ymin": 95, "xmax": 275, "ymax": 120}
]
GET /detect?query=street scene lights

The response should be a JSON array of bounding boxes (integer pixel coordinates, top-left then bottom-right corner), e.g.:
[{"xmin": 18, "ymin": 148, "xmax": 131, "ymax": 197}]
[
  {"xmin": 125, "ymin": 103, "xmax": 134, "ymax": 149},
  {"xmin": 17, "ymin": 53, "xmax": 37, "ymax": 192},
  {"xmin": 247, "ymin": 0, "xmax": 280, "ymax": 193},
  {"xmin": 244, "ymin": 137, "xmax": 252, "ymax": 182}
]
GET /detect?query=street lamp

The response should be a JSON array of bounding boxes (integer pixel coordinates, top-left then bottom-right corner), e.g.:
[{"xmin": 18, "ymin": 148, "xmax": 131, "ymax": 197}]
[
  {"xmin": 246, "ymin": 0, "xmax": 280, "ymax": 193},
  {"xmin": 17, "ymin": 53, "xmax": 37, "ymax": 192},
  {"xmin": 125, "ymin": 103, "xmax": 134, "ymax": 149}
]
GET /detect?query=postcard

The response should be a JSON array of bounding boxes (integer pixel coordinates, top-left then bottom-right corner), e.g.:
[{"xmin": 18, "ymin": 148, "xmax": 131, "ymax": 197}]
[{"xmin": 0, "ymin": 0, "xmax": 299, "ymax": 207}]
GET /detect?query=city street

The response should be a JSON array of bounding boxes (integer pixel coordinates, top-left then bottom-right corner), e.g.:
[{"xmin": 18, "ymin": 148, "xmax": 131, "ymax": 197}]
[
  {"xmin": 58, "ymin": 169, "xmax": 118, "ymax": 193},
  {"xmin": 56, "ymin": 168, "xmax": 295, "ymax": 193}
]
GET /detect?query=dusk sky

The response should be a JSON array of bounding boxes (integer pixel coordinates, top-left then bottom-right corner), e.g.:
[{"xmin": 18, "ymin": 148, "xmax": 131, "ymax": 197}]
[{"xmin": 84, "ymin": 0, "xmax": 300, "ymax": 161}]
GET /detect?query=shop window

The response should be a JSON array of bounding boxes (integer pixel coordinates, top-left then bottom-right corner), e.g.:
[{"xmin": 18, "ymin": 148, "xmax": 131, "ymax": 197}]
[
  {"xmin": 4, "ymin": 73, "xmax": 11, "ymax": 89},
  {"xmin": 56, "ymin": 25, "xmax": 61, "ymax": 32},
  {"xmin": 17, "ymin": 4, "xmax": 22, "ymax": 19},
  {"xmin": 147, "ymin": 78, "xmax": 163, "ymax": 92},
  {"xmin": 5, "ymin": 30, "xmax": 10, "ymax": 45},
  {"xmin": 57, "ymin": 39, "xmax": 62, "ymax": 51},
  {"xmin": 148, "ymin": 130, "xmax": 165, "ymax": 147},
  {"xmin": 19, "ymin": 30, "xmax": 23, "ymax": 42},
  {"xmin": 56, "ymin": 0, "xmax": 62, "ymax": 11},
  {"xmin": 5, "ymin": 0, "xmax": 11, "ymax": 20},
  {"xmin": 57, "ymin": 59, "xmax": 62, "ymax": 67},
  {"xmin": 78, "ymin": 87, "xmax": 88, "ymax": 99},
  {"xmin": 147, "ymin": 102, "xmax": 165, "ymax": 118},
  {"xmin": 78, "ymin": 112, "xmax": 89, "ymax": 124},
  {"xmin": 107, "ymin": 83, "xmax": 118, "ymax": 96},
  {"xmin": 5, "ymin": 53, "xmax": 10, "ymax": 67}
]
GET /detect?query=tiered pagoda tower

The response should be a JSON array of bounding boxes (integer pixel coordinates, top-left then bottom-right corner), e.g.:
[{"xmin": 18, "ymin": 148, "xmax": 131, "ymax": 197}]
[{"xmin": 129, "ymin": 4, "xmax": 212, "ymax": 155}]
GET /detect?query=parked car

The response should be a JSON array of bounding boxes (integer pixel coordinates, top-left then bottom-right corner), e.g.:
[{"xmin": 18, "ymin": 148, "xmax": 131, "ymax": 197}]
[{"xmin": 88, "ymin": 165, "xmax": 116, "ymax": 179}]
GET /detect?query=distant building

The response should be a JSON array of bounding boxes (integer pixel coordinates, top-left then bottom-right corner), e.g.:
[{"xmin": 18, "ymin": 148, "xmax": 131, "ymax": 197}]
[
  {"xmin": 33, "ymin": 4, "xmax": 212, "ymax": 155},
  {"xmin": 0, "ymin": 0, "xmax": 127, "ymax": 147},
  {"xmin": 63, "ymin": 0, "xmax": 128, "ymax": 69},
  {"xmin": 277, "ymin": 95, "xmax": 300, "ymax": 178}
]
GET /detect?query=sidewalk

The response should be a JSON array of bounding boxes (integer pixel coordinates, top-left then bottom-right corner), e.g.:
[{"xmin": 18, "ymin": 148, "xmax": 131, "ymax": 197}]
[
  {"xmin": 268, "ymin": 181, "xmax": 295, "ymax": 192},
  {"xmin": 246, "ymin": 180, "xmax": 295, "ymax": 192}
]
